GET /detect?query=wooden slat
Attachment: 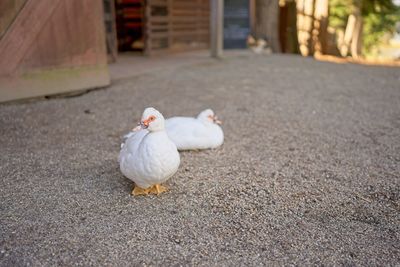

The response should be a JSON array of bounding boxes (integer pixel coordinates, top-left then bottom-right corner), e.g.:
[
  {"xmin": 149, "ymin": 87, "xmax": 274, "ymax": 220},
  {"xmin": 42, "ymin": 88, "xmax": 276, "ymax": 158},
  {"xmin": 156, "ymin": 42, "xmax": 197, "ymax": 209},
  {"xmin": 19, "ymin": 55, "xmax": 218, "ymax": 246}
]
[
  {"xmin": 149, "ymin": 0, "xmax": 168, "ymax": 6},
  {"xmin": 146, "ymin": 0, "xmax": 209, "ymax": 55},
  {"xmin": 170, "ymin": 25, "xmax": 204, "ymax": 31},
  {"xmin": 150, "ymin": 32, "xmax": 169, "ymax": 38},
  {"xmin": 170, "ymin": 31, "xmax": 208, "ymax": 37},
  {"xmin": 171, "ymin": 17, "xmax": 209, "ymax": 22},
  {"xmin": 148, "ymin": 24, "xmax": 168, "ymax": 31},
  {"xmin": 150, "ymin": 16, "xmax": 169, "ymax": 23},
  {"xmin": 171, "ymin": 10, "xmax": 199, "ymax": 16},
  {"xmin": 0, "ymin": 0, "xmax": 62, "ymax": 74},
  {"xmin": 171, "ymin": 2, "xmax": 202, "ymax": 9}
]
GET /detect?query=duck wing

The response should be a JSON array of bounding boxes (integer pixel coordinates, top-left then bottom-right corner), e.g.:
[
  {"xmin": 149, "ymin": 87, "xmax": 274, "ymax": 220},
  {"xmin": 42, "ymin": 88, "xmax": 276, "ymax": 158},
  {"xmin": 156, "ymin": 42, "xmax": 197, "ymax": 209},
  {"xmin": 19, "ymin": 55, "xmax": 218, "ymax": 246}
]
[
  {"xmin": 118, "ymin": 129, "xmax": 148, "ymax": 163},
  {"xmin": 165, "ymin": 117, "xmax": 210, "ymax": 150}
]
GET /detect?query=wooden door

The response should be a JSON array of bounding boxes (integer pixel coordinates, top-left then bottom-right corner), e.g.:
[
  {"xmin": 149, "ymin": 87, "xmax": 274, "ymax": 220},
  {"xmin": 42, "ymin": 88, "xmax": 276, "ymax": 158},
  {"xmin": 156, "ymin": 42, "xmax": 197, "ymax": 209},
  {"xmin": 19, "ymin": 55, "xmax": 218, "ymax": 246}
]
[{"xmin": 0, "ymin": 0, "xmax": 110, "ymax": 102}]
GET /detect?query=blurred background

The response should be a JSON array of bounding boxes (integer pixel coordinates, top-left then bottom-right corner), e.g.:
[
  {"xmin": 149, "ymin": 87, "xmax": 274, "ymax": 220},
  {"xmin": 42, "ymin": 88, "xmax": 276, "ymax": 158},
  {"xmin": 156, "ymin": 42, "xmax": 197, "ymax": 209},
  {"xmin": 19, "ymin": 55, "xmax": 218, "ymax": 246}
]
[
  {"xmin": 106, "ymin": 0, "xmax": 400, "ymax": 61},
  {"xmin": 0, "ymin": 0, "xmax": 399, "ymax": 102}
]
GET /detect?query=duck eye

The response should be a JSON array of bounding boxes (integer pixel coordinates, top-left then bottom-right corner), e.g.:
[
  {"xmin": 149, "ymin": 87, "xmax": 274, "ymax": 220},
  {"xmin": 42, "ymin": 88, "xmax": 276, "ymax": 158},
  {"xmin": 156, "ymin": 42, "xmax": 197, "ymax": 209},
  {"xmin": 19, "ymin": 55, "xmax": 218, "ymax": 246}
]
[{"xmin": 150, "ymin": 116, "xmax": 156, "ymax": 121}]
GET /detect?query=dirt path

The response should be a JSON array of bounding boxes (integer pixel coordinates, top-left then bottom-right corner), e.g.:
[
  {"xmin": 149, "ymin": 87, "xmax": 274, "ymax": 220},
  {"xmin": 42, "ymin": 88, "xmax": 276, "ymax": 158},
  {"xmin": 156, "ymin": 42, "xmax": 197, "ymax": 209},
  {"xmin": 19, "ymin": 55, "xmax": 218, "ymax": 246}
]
[{"xmin": 0, "ymin": 52, "xmax": 399, "ymax": 266}]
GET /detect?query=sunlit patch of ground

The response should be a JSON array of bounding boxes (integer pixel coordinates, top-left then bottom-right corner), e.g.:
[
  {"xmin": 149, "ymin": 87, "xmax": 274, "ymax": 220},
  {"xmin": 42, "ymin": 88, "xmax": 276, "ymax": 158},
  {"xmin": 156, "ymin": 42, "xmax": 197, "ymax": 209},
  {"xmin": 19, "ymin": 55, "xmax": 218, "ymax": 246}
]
[{"xmin": 315, "ymin": 53, "xmax": 400, "ymax": 67}]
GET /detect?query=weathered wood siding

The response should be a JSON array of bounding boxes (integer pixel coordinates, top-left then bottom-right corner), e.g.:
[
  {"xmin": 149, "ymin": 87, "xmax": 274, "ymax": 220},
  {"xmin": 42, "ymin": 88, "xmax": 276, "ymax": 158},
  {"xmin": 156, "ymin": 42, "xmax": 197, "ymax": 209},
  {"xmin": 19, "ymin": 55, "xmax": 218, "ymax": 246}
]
[
  {"xmin": 0, "ymin": 0, "xmax": 27, "ymax": 38},
  {"xmin": 0, "ymin": 0, "xmax": 110, "ymax": 102}
]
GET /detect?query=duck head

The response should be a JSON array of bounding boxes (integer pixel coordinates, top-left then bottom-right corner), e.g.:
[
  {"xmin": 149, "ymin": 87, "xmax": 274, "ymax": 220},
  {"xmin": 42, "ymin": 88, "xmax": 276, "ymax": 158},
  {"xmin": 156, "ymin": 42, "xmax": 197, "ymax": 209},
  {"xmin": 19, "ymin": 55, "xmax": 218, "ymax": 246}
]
[
  {"xmin": 135, "ymin": 107, "xmax": 165, "ymax": 132},
  {"xmin": 197, "ymin": 109, "xmax": 222, "ymax": 125}
]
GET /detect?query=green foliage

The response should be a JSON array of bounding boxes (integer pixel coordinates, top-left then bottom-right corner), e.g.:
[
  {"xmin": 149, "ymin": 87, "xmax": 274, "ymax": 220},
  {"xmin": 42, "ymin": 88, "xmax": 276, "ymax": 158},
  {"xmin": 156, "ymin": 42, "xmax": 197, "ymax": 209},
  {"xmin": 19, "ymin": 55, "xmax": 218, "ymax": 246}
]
[
  {"xmin": 362, "ymin": 1, "xmax": 400, "ymax": 52},
  {"xmin": 329, "ymin": 0, "xmax": 352, "ymax": 30},
  {"xmin": 329, "ymin": 0, "xmax": 400, "ymax": 54}
]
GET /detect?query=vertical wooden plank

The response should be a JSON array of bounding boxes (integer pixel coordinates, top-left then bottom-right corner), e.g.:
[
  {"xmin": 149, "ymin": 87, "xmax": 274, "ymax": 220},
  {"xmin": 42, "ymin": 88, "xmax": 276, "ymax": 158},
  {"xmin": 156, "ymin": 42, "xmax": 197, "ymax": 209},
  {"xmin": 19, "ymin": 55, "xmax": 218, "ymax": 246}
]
[
  {"xmin": 198, "ymin": 0, "xmax": 202, "ymax": 45},
  {"xmin": 103, "ymin": 0, "xmax": 118, "ymax": 62},
  {"xmin": 249, "ymin": 0, "xmax": 255, "ymax": 34},
  {"xmin": 168, "ymin": 0, "xmax": 172, "ymax": 49},
  {"xmin": 210, "ymin": 0, "xmax": 223, "ymax": 58},
  {"xmin": 144, "ymin": 0, "xmax": 152, "ymax": 55}
]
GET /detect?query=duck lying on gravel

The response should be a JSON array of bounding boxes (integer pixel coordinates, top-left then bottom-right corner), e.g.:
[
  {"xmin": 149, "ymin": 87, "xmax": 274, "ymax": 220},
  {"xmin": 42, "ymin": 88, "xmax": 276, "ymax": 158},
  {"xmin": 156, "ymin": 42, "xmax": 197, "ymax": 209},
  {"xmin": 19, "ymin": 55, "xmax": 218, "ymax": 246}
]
[
  {"xmin": 119, "ymin": 107, "xmax": 180, "ymax": 196},
  {"xmin": 165, "ymin": 109, "xmax": 224, "ymax": 151},
  {"xmin": 124, "ymin": 109, "xmax": 224, "ymax": 151}
]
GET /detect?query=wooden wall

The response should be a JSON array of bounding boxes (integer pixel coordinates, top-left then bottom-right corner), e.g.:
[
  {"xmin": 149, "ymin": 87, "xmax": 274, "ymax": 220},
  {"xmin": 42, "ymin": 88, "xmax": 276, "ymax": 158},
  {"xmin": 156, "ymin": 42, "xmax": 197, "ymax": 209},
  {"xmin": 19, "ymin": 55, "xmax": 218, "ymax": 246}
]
[
  {"xmin": 145, "ymin": 0, "xmax": 210, "ymax": 55},
  {"xmin": 0, "ymin": 0, "xmax": 27, "ymax": 38},
  {"xmin": 0, "ymin": 0, "xmax": 110, "ymax": 102}
]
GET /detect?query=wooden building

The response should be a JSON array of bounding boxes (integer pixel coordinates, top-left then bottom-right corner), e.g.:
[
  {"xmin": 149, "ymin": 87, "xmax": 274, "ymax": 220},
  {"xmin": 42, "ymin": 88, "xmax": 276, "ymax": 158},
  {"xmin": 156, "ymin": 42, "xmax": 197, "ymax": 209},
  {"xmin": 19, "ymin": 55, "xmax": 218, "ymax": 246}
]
[
  {"xmin": 0, "ymin": 0, "xmax": 110, "ymax": 102},
  {"xmin": 0, "ymin": 0, "xmax": 214, "ymax": 102},
  {"xmin": 113, "ymin": 0, "xmax": 210, "ymax": 55},
  {"xmin": 0, "ymin": 0, "xmax": 265, "ymax": 102},
  {"xmin": 145, "ymin": 0, "xmax": 210, "ymax": 55}
]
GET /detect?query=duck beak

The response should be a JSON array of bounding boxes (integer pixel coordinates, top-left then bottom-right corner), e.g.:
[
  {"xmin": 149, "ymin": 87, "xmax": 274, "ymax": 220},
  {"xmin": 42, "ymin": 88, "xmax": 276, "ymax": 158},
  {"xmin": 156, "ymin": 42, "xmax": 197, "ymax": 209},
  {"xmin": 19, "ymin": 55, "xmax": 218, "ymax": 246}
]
[
  {"xmin": 208, "ymin": 115, "xmax": 222, "ymax": 125},
  {"xmin": 213, "ymin": 115, "xmax": 222, "ymax": 125},
  {"xmin": 141, "ymin": 119, "xmax": 151, "ymax": 128},
  {"xmin": 132, "ymin": 119, "xmax": 149, "ymax": 131}
]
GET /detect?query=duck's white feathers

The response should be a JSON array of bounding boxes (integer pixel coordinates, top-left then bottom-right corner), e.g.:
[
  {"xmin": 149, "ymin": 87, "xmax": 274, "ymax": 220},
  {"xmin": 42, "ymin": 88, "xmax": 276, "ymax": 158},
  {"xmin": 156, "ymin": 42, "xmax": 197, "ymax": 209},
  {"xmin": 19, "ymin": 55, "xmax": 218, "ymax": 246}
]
[
  {"xmin": 165, "ymin": 117, "xmax": 224, "ymax": 150},
  {"xmin": 119, "ymin": 129, "xmax": 180, "ymax": 189}
]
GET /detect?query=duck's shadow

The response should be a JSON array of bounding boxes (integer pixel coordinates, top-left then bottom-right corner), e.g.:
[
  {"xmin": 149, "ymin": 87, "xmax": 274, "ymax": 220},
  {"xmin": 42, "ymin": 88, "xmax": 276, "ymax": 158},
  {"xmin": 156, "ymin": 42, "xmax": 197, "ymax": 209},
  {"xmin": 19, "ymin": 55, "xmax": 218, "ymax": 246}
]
[
  {"xmin": 83, "ymin": 146, "xmax": 225, "ymax": 198},
  {"xmin": 178, "ymin": 145, "xmax": 224, "ymax": 154},
  {"xmin": 74, "ymin": 158, "xmax": 133, "ymax": 196},
  {"xmin": 87, "ymin": 160, "xmax": 177, "ymax": 197}
]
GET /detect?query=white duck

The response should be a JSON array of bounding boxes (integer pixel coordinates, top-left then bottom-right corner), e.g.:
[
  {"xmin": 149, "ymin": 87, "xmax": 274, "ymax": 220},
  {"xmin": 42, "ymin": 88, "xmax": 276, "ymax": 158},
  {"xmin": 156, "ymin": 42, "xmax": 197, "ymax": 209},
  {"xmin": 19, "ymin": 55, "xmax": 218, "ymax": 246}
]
[
  {"xmin": 165, "ymin": 109, "xmax": 224, "ymax": 150},
  {"xmin": 119, "ymin": 107, "xmax": 180, "ymax": 196}
]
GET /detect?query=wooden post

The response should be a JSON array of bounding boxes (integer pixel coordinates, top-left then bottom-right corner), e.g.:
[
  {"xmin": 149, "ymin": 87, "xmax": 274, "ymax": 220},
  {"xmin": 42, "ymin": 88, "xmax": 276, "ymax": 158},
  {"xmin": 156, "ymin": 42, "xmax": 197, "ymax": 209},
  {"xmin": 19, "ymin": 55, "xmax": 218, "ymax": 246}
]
[
  {"xmin": 144, "ymin": 0, "xmax": 151, "ymax": 56},
  {"xmin": 313, "ymin": 0, "xmax": 329, "ymax": 56},
  {"xmin": 210, "ymin": 0, "xmax": 223, "ymax": 58},
  {"xmin": 249, "ymin": 0, "xmax": 256, "ymax": 34},
  {"xmin": 103, "ymin": 0, "xmax": 118, "ymax": 62}
]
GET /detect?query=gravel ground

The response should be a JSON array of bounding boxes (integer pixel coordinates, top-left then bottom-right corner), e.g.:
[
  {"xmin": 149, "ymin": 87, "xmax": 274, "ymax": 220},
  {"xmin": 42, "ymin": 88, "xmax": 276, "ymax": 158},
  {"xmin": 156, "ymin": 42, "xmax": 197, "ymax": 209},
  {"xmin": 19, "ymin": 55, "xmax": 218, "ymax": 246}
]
[{"xmin": 0, "ymin": 53, "xmax": 399, "ymax": 266}]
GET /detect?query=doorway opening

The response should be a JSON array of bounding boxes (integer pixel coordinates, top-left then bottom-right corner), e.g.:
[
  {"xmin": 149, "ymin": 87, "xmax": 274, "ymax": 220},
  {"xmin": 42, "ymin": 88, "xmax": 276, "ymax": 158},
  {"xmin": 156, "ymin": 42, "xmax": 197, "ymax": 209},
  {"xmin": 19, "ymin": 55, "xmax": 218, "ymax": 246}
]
[
  {"xmin": 103, "ymin": 0, "xmax": 211, "ymax": 59},
  {"xmin": 115, "ymin": 0, "xmax": 145, "ymax": 52}
]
